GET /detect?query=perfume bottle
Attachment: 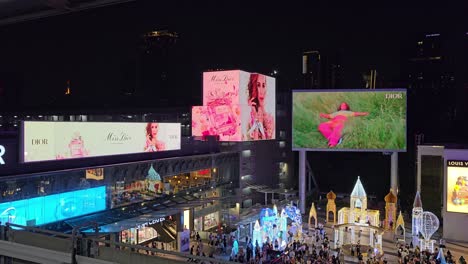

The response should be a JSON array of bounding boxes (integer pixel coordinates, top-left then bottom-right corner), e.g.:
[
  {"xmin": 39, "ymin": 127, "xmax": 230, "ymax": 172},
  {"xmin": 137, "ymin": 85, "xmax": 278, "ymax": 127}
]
[
  {"xmin": 210, "ymin": 105, "xmax": 236, "ymax": 136},
  {"xmin": 69, "ymin": 132, "xmax": 85, "ymax": 158}
]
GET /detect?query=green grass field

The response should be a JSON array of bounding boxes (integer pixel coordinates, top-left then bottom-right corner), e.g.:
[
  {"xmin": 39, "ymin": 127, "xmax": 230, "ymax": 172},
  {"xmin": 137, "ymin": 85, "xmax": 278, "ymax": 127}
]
[{"xmin": 292, "ymin": 91, "xmax": 406, "ymax": 150}]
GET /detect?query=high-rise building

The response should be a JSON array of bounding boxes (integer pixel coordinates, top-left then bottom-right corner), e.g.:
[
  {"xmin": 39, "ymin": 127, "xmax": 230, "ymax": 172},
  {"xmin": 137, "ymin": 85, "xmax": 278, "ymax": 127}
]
[
  {"xmin": 302, "ymin": 51, "xmax": 321, "ymax": 89},
  {"xmin": 136, "ymin": 30, "xmax": 179, "ymax": 98},
  {"xmin": 403, "ymin": 32, "xmax": 467, "ymax": 141},
  {"xmin": 302, "ymin": 50, "xmax": 344, "ymax": 89}
]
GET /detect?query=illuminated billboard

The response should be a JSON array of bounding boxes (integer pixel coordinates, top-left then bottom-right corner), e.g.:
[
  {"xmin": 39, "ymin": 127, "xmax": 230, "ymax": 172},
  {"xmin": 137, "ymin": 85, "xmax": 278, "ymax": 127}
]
[
  {"xmin": 447, "ymin": 160, "xmax": 468, "ymax": 214},
  {"xmin": 22, "ymin": 121, "xmax": 181, "ymax": 162},
  {"xmin": 193, "ymin": 70, "xmax": 275, "ymax": 141},
  {"xmin": 86, "ymin": 168, "xmax": 104, "ymax": 180},
  {"xmin": 0, "ymin": 186, "xmax": 106, "ymax": 226},
  {"xmin": 292, "ymin": 89, "xmax": 406, "ymax": 151}
]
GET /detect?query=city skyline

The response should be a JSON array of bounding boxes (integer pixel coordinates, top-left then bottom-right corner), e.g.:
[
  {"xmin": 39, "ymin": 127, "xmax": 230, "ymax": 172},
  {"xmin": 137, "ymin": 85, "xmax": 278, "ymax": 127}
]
[{"xmin": 0, "ymin": 3, "xmax": 465, "ymax": 108}]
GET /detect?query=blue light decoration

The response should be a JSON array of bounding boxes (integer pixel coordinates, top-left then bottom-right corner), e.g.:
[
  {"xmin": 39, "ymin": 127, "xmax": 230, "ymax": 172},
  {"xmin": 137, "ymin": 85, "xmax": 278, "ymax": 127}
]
[
  {"xmin": 252, "ymin": 204, "xmax": 303, "ymax": 252},
  {"xmin": 0, "ymin": 186, "xmax": 106, "ymax": 226}
]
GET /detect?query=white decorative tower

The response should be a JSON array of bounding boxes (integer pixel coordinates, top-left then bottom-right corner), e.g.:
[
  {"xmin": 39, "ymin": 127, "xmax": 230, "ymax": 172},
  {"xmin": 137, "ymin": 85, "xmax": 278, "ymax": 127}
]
[
  {"xmin": 350, "ymin": 176, "xmax": 368, "ymax": 223},
  {"xmin": 412, "ymin": 191, "xmax": 423, "ymax": 244}
]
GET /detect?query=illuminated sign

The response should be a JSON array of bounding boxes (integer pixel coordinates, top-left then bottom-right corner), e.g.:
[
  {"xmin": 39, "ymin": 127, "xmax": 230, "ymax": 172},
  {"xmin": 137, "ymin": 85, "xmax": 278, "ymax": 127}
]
[
  {"xmin": 0, "ymin": 186, "xmax": 106, "ymax": 226},
  {"xmin": 447, "ymin": 160, "xmax": 468, "ymax": 214},
  {"xmin": 136, "ymin": 217, "xmax": 166, "ymax": 230},
  {"xmin": 193, "ymin": 70, "xmax": 276, "ymax": 141},
  {"xmin": 22, "ymin": 121, "xmax": 181, "ymax": 162},
  {"xmin": 86, "ymin": 168, "xmax": 104, "ymax": 180},
  {"xmin": 0, "ymin": 145, "xmax": 5, "ymax": 165},
  {"xmin": 292, "ymin": 89, "xmax": 407, "ymax": 152}
]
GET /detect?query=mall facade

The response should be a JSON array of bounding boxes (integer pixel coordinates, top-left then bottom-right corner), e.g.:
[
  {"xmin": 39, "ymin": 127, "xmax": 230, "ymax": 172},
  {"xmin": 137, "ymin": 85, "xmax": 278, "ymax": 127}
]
[{"xmin": 0, "ymin": 108, "xmax": 293, "ymax": 254}]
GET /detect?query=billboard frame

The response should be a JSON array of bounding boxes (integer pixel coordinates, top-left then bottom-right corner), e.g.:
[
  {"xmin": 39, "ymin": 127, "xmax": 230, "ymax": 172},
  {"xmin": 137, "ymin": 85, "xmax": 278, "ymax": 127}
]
[
  {"xmin": 20, "ymin": 121, "xmax": 181, "ymax": 163},
  {"xmin": 291, "ymin": 88, "xmax": 407, "ymax": 153}
]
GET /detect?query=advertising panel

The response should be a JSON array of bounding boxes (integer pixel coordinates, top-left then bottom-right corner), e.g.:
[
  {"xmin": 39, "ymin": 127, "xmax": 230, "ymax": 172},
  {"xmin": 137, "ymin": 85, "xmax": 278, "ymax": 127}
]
[
  {"xmin": 191, "ymin": 105, "xmax": 241, "ymax": 141},
  {"xmin": 240, "ymin": 73, "xmax": 276, "ymax": 141},
  {"xmin": 86, "ymin": 168, "xmax": 104, "ymax": 180},
  {"xmin": 22, "ymin": 121, "xmax": 181, "ymax": 162},
  {"xmin": 203, "ymin": 70, "xmax": 244, "ymax": 107},
  {"xmin": 446, "ymin": 160, "xmax": 468, "ymax": 214},
  {"xmin": 0, "ymin": 186, "xmax": 106, "ymax": 226},
  {"xmin": 292, "ymin": 89, "xmax": 407, "ymax": 151},
  {"xmin": 193, "ymin": 70, "xmax": 276, "ymax": 141}
]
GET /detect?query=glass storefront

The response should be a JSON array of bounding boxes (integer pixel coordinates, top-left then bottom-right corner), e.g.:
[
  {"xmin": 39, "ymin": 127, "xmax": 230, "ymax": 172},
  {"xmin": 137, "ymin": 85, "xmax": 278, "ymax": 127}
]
[
  {"xmin": 194, "ymin": 217, "xmax": 203, "ymax": 231},
  {"xmin": 0, "ymin": 151, "xmax": 239, "ymax": 237},
  {"xmin": 121, "ymin": 226, "xmax": 158, "ymax": 245},
  {"xmin": 203, "ymin": 212, "xmax": 219, "ymax": 231},
  {"xmin": 163, "ymin": 169, "xmax": 214, "ymax": 195}
]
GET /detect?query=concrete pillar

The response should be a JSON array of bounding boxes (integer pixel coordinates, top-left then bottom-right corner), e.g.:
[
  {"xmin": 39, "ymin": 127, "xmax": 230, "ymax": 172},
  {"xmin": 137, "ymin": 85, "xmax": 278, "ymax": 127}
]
[
  {"xmin": 299, "ymin": 150, "xmax": 306, "ymax": 214},
  {"xmin": 391, "ymin": 152, "xmax": 398, "ymax": 193},
  {"xmin": 265, "ymin": 192, "xmax": 268, "ymax": 206}
]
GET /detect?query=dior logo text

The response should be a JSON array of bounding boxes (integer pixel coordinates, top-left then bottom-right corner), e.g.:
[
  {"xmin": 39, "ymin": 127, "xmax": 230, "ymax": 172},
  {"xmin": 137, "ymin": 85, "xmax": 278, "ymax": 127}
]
[{"xmin": 32, "ymin": 139, "xmax": 48, "ymax": 145}]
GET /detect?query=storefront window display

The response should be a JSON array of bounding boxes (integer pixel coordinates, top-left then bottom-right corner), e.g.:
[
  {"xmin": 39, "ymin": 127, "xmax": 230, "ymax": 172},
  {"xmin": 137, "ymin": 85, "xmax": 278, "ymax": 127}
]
[
  {"xmin": 194, "ymin": 217, "xmax": 203, "ymax": 231},
  {"xmin": 121, "ymin": 228, "xmax": 138, "ymax": 244},
  {"xmin": 204, "ymin": 212, "xmax": 219, "ymax": 231},
  {"xmin": 163, "ymin": 168, "xmax": 214, "ymax": 195},
  {"xmin": 121, "ymin": 226, "xmax": 158, "ymax": 245},
  {"xmin": 111, "ymin": 166, "xmax": 165, "ymax": 208}
]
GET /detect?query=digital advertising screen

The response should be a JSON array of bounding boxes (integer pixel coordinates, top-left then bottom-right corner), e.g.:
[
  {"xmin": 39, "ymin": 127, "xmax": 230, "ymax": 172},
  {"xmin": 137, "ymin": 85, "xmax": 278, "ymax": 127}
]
[
  {"xmin": 292, "ymin": 89, "xmax": 406, "ymax": 151},
  {"xmin": 22, "ymin": 121, "xmax": 181, "ymax": 162},
  {"xmin": 191, "ymin": 105, "xmax": 242, "ymax": 141},
  {"xmin": 193, "ymin": 70, "xmax": 276, "ymax": 141},
  {"xmin": 240, "ymin": 73, "xmax": 276, "ymax": 141},
  {"xmin": 203, "ymin": 70, "xmax": 245, "ymax": 107},
  {"xmin": 0, "ymin": 186, "xmax": 106, "ymax": 226},
  {"xmin": 86, "ymin": 168, "xmax": 104, "ymax": 180},
  {"xmin": 446, "ymin": 160, "xmax": 468, "ymax": 214}
]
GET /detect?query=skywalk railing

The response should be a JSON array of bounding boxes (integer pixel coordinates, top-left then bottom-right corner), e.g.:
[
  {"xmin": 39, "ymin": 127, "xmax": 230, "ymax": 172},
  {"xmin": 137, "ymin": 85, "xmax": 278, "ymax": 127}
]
[{"xmin": 0, "ymin": 222, "xmax": 237, "ymax": 264}]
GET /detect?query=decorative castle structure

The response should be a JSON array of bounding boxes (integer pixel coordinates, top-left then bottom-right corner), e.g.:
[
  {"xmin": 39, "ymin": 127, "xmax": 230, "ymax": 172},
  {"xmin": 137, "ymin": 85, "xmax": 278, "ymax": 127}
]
[
  {"xmin": 326, "ymin": 191, "xmax": 337, "ymax": 225},
  {"xmin": 334, "ymin": 177, "xmax": 384, "ymax": 254},
  {"xmin": 146, "ymin": 164, "xmax": 163, "ymax": 193},
  {"xmin": 309, "ymin": 202, "xmax": 318, "ymax": 228},
  {"xmin": 251, "ymin": 203, "xmax": 303, "ymax": 252},
  {"xmin": 395, "ymin": 211, "xmax": 405, "ymax": 238},
  {"xmin": 337, "ymin": 177, "xmax": 379, "ymax": 225},
  {"xmin": 412, "ymin": 191, "xmax": 423, "ymax": 245},
  {"xmin": 384, "ymin": 189, "xmax": 397, "ymax": 230}
]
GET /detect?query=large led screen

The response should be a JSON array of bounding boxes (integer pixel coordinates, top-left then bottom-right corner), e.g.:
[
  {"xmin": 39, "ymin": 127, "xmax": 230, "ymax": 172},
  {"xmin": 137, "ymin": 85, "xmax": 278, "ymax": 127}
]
[
  {"xmin": 191, "ymin": 105, "xmax": 242, "ymax": 141},
  {"xmin": 0, "ymin": 186, "xmax": 106, "ymax": 226},
  {"xmin": 240, "ymin": 73, "xmax": 276, "ymax": 141},
  {"xmin": 292, "ymin": 89, "xmax": 406, "ymax": 151},
  {"xmin": 193, "ymin": 70, "xmax": 276, "ymax": 141},
  {"xmin": 447, "ymin": 160, "xmax": 468, "ymax": 214},
  {"xmin": 22, "ymin": 121, "xmax": 181, "ymax": 162}
]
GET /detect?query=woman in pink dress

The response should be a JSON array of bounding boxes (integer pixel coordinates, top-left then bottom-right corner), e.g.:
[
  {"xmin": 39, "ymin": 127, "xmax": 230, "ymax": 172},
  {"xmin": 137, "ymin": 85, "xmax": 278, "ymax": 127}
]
[{"xmin": 318, "ymin": 102, "xmax": 369, "ymax": 147}]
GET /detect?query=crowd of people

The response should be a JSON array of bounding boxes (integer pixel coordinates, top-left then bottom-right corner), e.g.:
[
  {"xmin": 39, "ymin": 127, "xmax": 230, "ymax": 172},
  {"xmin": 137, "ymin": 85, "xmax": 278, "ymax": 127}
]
[
  {"xmin": 184, "ymin": 229, "xmax": 468, "ymax": 264},
  {"xmin": 397, "ymin": 242, "xmax": 466, "ymax": 264}
]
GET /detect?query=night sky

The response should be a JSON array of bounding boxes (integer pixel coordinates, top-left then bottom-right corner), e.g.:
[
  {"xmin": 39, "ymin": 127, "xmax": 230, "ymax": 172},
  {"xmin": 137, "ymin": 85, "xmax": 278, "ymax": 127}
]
[{"xmin": 0, "ymin": 2, "xmax": 466, "ymax": 109}]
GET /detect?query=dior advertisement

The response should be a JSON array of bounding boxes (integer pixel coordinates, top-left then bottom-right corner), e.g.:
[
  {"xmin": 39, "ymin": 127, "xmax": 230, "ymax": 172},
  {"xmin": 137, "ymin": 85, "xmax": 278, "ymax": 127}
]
[
  {"xmin": 192, "ymin": 70, "xmax": 276, "ymax": 141},
  {"xmin": 22, "ymin": 121, "xmax": 181, "ymax": 162}
]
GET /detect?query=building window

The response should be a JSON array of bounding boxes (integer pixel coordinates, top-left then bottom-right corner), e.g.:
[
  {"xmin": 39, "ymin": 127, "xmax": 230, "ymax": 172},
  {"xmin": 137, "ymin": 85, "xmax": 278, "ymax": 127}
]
[{"xmin": 279, "ymin": 130, "xmax": 286, "ymax": 139}]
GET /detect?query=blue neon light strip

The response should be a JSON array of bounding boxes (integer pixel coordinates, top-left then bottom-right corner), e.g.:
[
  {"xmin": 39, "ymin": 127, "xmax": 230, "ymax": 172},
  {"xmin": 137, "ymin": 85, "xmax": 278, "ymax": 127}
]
[{"xmin": 0, "ymin": 186, "xmax": 106, "ymax": 226}]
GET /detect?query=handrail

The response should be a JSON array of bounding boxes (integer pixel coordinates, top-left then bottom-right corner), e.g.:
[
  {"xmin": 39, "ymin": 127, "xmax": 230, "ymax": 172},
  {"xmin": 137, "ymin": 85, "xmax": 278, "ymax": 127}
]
[{"xmin": 2, "ymin": 222, "xmax": 237, "ymax": 264}]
